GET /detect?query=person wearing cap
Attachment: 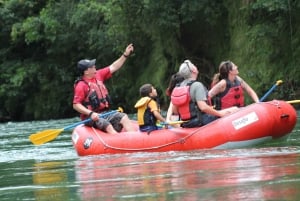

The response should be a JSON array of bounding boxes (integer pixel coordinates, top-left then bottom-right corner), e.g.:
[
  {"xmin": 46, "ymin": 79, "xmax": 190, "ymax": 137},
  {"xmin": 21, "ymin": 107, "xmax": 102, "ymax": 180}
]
[
  {"xmin": 170, "ymin": 60, "xmax": 239, "ymax": 128},
  {"xmin": 134, "ymin": 83, "xmax": 166, "ymax": 132},
  {"xmin": 73, "ymin": 43, "xmax": 136, "ymax": 134}
]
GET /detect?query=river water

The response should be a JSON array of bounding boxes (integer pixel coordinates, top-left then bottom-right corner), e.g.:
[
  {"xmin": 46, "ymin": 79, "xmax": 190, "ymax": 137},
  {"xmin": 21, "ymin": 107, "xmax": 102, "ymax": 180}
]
[{"xmin": 1, "ymin": 113, "xmax": 300, "ymax": 201}]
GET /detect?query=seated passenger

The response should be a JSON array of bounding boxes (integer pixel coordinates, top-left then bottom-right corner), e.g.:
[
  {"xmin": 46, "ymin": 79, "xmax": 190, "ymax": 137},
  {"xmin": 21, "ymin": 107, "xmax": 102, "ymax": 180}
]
[
  {"xmin": 171, "ymin": 60, "xmax": 238, "ymax": 128},
  {"xmin": 208, "ymin": 60, "xmax": 259, "ymax": 109},
  {"xmin": 135, "ymin": 84, "xmax": 166, "ymax": 132}
]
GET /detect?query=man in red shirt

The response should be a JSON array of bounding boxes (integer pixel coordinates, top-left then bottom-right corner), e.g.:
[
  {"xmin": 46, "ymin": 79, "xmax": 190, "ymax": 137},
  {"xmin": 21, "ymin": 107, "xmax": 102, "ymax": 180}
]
[{"xmin": 73, "ymin": 44, "xmax": 136, "ymax": 134}]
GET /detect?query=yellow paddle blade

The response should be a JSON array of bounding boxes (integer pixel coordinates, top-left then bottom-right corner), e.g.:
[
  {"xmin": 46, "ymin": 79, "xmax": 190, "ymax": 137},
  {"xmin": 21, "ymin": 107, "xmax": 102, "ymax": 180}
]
[
  {"xmin": 287, "ymin": 100, "xmax": 300, "ymax": 104},
  {"xmin": 29, "ymin": 108, "xmax": 122, "ymax": 146},
  {"xmin": 29, "ymin": 129, "xmax": 64, "ymax": 145}
]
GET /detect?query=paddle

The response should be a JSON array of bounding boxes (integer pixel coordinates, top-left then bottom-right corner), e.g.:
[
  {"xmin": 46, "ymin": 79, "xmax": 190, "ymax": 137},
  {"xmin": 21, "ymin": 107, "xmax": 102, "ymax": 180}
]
[
  {"xmin": 287, "ymin": 100, "xmax": 300, "ymax": 104},
  {"xmin": 259, "ymin": 80, "xmax": 283, "ymax": 102},
  {"xmin": 156, "ymin": 121, "xmax": 187, "ymax": 129},
  {"xmin": 29, "ymin": 108, "xmax": 122, "ymax": 145},
  {"xmin": 160, "ymin": 121, "xmax": 187, "ymax": 125}
]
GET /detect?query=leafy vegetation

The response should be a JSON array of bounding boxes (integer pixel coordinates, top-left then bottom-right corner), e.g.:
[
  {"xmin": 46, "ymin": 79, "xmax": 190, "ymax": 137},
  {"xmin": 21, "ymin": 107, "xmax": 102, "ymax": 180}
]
[{"xmin": 0, "ymin": 0, "xmax": 299, "ymax": 121}]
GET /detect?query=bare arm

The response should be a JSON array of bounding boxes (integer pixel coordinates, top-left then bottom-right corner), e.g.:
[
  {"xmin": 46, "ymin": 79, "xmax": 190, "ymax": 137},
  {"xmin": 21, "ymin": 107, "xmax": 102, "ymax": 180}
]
[
  {"xmin": 197, "ymin": 101, "xmax": 223, "ymax": 117},
  {"xmin": 239, "ymin": 77, "xmax": 259, "ymax": 103},
  {"xmin": 170, "ymin": 104, "xmax": 179, "ymax": 116},
  {"xmin": 73, "ymin": 103, "xmax": 100, "ymax": 121},
  {"xmin": 166, "ymin": 103, "xmax": 174, "ymax": 122},
  {"xmin": 109, "ymin": 43, "xmax": 134, "ymax": 73},
  {"xmin": 153, "ymin": 110, "xmax": 166, "ymax": 122},
  {"xmin": 208, "ymin": 80, "xmax": 226, "ymax": 98},
  {"xmin": 73, "ymin": 103, "xmax": 91, "ymax": 116},
  {"xmin": 197, "ymin": 100, "xmax": 238, "ymax": 117}
]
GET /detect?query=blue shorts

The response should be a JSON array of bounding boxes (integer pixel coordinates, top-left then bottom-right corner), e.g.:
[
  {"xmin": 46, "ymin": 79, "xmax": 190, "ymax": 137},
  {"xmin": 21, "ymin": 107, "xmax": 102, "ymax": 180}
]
[
  {"xmin": 202, "ymin": 114, "xmax": 219, "ymax": 125},
  {"xmin": 139, "ymin": 125, "xmax": 158, "ymax": 132}
]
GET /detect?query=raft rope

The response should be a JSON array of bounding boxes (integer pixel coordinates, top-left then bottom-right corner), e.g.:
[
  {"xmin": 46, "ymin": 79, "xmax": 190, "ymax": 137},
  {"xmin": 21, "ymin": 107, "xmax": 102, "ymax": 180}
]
[
  {"xmin": 92, "ymin": 126, "xmax": 203, "ymax": 151},
  {"xmin": 91, "ymin": 100, "xmax": 292, "ymax": 152}
]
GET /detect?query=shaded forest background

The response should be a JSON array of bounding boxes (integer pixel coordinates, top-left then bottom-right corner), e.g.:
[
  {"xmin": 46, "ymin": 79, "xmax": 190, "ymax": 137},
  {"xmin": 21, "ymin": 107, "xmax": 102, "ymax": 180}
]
[{"xmin": 1, "ymin": 0, "xmax": 300, "ymax": 121}]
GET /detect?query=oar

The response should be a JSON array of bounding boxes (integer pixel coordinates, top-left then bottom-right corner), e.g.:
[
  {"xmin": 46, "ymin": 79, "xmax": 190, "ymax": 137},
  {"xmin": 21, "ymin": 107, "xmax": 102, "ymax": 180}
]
[
  {"xmin": 29, "ymin": 108, "xmax": 122, "ymax": 145},
  {"xmin": 287, "ymin": 100, "xmax": 300, "ymax": 104},
  {"xmin": 160, "ymin": 121, "xmax": 187, "ymax": 125},
  {"xmin": 157, "ymin": 121, "xmax": 187, "ymax": 129},
  {"xmin": 259, "ymin": 80, "xmax": 283, "ymax": 102}
]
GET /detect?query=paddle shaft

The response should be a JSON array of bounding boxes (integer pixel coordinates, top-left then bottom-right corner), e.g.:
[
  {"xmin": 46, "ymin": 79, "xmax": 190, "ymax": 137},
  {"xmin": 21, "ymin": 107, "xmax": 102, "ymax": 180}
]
[
  {"xmin": 63, "ymin": 110, "xmax": 118, "ymax": 131},
  {"xmin": 287, "ymin": 100, "xmax": 300, "ymax": 104},
  {"xmin": 160, "ymin": 121, "xmax": 187, "ymax": 125},
  {"xmin": 259, "ymin": 80, "xmax": 283, "ymax": 102}
]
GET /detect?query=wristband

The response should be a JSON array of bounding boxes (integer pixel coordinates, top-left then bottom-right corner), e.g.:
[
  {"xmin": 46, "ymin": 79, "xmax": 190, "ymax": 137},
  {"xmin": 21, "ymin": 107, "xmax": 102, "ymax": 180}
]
[
  {"xmin": 88, "ymin": 111, "xmax": 94, "ymax": 118},
  {"xmin": 123, "ymin": 53, "xmax": 129, "ymax": 58}
]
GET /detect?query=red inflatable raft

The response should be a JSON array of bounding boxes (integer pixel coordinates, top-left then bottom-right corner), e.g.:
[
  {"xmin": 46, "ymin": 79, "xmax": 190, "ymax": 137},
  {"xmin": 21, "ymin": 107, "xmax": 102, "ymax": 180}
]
[{"xmin": 71, "ymin": 100, "xmax": 297, "ymax": 156}]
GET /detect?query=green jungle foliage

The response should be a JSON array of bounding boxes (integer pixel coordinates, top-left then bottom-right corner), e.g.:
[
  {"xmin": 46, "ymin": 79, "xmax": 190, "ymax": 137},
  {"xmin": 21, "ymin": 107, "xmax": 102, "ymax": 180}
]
[{"xmin": 0, "ymin": 0, "xmax": 300, "ymax": 121}]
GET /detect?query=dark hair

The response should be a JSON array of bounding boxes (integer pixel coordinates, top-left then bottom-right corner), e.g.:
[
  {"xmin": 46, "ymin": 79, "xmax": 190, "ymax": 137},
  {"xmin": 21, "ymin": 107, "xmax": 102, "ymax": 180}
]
[
  {"xmin": 219, "ymin": 61, "xmax": 233, "ymax": 80},
  {"xmin": 210, "ymin": 73, "xmax": 220, "ymax": 88},
  {"xmin": 165, "ymin": 73, "xmax": 184, "ymax": 96},
  {"xmin": 140, "ymin": 84, "xmax": 153, "ymax": 97}
]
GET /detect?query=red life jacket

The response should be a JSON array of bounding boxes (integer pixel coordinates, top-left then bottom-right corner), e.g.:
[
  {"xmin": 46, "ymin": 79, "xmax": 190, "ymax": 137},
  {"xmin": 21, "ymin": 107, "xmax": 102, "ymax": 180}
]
[
  {"xmin": 75, "ymin": 78, "xmax": 110, "ymax": 113},
  {"xmin": 214, "ymin": 78, "xmax": 244, "ymax": 110},
  {"xmin": 171, "ymin": 81, "xmax": 199, "ymax": 121}
]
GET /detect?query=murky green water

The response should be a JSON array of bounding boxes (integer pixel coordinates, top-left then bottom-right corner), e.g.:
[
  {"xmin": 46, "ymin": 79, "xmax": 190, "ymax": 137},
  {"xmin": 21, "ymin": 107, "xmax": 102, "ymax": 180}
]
[{"xmin": 1, "ymin": 113, "xmax": 300, "ymax": 201}]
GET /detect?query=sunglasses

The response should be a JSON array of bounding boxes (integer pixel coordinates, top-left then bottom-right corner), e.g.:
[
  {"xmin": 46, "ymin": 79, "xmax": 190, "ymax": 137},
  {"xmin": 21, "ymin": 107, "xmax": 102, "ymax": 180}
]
[{"xmin": 184, "ymin": 61, "xmax": 192, "ymax": 73}]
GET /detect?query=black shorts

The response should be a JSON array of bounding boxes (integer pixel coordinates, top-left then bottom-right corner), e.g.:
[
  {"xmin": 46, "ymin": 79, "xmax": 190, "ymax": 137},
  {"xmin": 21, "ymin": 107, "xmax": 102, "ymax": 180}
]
[
  {"xmin": 85, "ymin": 112, "xmax": 125, "ymax": 132},
  {"xmin": 106, "ymin": 112, "xmax": 125, "ymax": 132}
]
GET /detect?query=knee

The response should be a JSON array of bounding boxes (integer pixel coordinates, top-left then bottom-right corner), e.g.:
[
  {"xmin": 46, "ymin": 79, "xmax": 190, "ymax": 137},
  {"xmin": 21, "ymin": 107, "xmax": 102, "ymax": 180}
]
[{"xmin": 121, "ymin": 114, "xmax": 130, "ymax": 122}]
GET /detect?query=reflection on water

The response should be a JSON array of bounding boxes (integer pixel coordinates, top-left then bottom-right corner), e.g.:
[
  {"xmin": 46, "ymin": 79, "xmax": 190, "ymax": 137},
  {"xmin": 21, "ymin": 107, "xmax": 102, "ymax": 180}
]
[
  {"xmin": 33, "ymin": 162, "xmax": 70, "ymax": 201},
  {"xmin": 74, "ymin": 148, "xmax": 300, "ymax": 201},
  {"xmin": 0, "ymin": 115, "xmax": 300, "ymax": 200}
]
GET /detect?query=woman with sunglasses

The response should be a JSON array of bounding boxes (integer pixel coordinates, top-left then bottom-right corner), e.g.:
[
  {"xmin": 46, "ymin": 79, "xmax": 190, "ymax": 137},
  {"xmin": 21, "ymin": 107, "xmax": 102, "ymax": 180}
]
[
  {"xmin": 208, "ymin": 61, "xmax": 259, "ymax": 110},
  {"xmin": 170, "ymin": 60, "xmax": 238, "ymax": 128}
]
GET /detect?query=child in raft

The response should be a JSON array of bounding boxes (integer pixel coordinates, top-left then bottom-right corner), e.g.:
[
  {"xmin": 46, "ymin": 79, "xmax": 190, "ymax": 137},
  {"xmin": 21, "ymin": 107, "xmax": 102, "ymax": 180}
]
[{"xmin": 134, "ymin": 83, "xmax": 166, "ymax": 132}]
